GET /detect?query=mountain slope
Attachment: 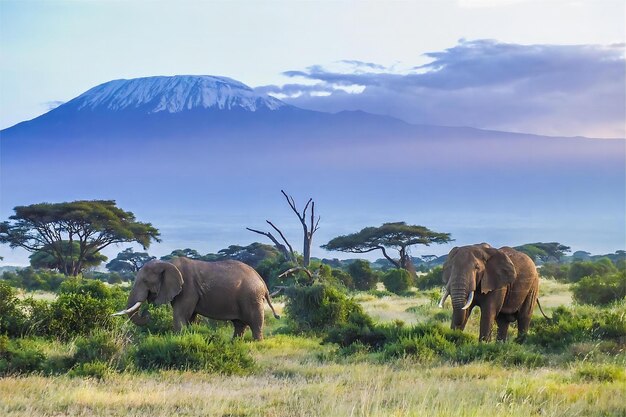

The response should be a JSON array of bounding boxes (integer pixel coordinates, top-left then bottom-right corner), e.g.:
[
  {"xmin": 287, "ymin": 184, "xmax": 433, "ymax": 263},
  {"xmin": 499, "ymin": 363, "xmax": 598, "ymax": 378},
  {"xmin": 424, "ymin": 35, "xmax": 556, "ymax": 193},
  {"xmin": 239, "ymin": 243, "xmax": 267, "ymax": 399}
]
[{"xmin": 0, "ymin": 75, "xmax": 624, "ymax": 262}]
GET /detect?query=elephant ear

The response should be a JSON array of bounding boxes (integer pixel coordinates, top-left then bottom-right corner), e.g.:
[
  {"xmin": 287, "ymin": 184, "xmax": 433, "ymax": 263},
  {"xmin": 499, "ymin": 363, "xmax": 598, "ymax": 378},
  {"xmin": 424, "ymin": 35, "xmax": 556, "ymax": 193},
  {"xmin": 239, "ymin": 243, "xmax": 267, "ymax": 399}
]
[
  {"xmin": 442, "ymin": 247, "xmax": 459, "ymax": 284},
  {"xmin": 482, "ymin": 248, "xmax": 516, "ymax": 293},
  {"xmin": 151, "ymin": 261, "xmax": 184, "ymax": 305}
]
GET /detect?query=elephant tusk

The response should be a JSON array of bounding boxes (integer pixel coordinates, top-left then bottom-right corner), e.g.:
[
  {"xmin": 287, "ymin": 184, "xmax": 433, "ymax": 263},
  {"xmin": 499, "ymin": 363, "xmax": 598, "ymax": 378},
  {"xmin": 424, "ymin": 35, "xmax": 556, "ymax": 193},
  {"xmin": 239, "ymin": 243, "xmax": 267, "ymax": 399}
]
[
  {"xmin": 111, "ymin": 301, "xmax": 142, "ymax": 316},
  {"xmin": 461, "ymin": 291, "xmax": 474, "ymax": 310},
  {"xmin": 438, "ymin": 287, "xmax": 449, "ymax": 308}
]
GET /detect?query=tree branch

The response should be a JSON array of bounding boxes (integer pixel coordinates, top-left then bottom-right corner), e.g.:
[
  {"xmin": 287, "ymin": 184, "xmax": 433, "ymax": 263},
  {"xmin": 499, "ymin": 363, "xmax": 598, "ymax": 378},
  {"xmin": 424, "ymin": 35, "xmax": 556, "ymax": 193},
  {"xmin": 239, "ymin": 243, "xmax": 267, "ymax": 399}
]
[
  {"xmin": 278, "ymin": 266, "xmax": 313, "ymax": 279},
  {"xmin": 246, "ymin": 227, "xmax": 293, "ymax": 260},
  {"xmin": 266, "ymin": 220, "xmax": 295, "ymax": 258},
  {"xmin": 379, "ymin": 246, "xmax": 401, "ymax": 268}
]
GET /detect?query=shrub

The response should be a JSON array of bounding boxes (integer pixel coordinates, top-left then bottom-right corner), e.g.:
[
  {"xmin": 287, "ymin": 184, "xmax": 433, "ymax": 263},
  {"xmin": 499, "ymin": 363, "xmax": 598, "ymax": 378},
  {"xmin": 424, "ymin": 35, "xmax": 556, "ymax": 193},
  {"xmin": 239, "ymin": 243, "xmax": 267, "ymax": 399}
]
[
  {"xmin": 568, "ymin": 258, "xmax": 617, "ymax": 283},
  {"xmin": 0, "ymin": 336, "xmax": 46, "ymax": 374},
  {"xmin": 0, "ymin": 282, "xmax": 26, "ymax": 337},
  {"xmin": 19, "ymin": 298, "xmax": 53, "ymax": 336},
  {"xmin": 382, "ymin": 269, "xmax": 413, "ymax": 294},
  {"xmin": 331, "ymin": 269, "xmax": 354, "ymax": 290},
  {"xmin": 133, "ymin": 332, "xmax": 253, "ymax": 374},
  {"xmin": 415, "ymin": 266, "xmax": 443, "ymax": 290},
  {"xmin": 47, "ymin": 292, "xmax": 116, "ymax": 339},
  {"xmin": 453, "ymin": 342, "xmax": 545, "ymax": 367},
  {"xmin": 285, "ymin": 282, "xmax": 370, "ymax": 333},
  {"xmin": 347, "ymin": 260, "xmax": 379, "ymax": 291},
  {"xmin": 1, "ymin": 268, "xmax": 67, "ymax": 292},
  {"xmin": 39, "ymin": 279, "xmax": 127, "ymax": 339},
  {"xmin": 528, "ymin": 305, "xmax": 626, "ymax": 350},
  {"xmin": 74, "ymin": 331, "xmax": 123, "ymax": 364},
  {"xmin": 68, "ymin": 361, "xmax": 112, "ymax": 379},
  {"xmin": 539, "ymin": 262, "xmax": 570, "ymax": 281},
  {"xmin": 572, "ymin": 271, "xmax": 626, "ymax": 306}
]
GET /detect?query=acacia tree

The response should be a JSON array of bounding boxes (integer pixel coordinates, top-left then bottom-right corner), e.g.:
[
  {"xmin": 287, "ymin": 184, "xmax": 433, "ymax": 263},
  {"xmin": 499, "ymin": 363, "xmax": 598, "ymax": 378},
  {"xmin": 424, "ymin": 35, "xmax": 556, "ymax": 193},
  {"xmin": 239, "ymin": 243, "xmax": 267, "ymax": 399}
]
[
  {"xmin": 106, "ymin": 248, "xmax": 155, "ymax": 277},
  {"xmin": 247, "ymin": 190, "xmax": 320, "ymax": 268},
  {"xmin": 322, "ymin": 222, "xmax": 451, "ymax": 274},
  {"xmin": 0, "ymin": 200, "xmax": 160, "ymax": 276},
  {"xmin": 514, "ymin": 242, "xmax": 571, "ymax": 263},
  {"xmin": 30, "ymin": 241, "xmax": 107, "ymax": 272}
]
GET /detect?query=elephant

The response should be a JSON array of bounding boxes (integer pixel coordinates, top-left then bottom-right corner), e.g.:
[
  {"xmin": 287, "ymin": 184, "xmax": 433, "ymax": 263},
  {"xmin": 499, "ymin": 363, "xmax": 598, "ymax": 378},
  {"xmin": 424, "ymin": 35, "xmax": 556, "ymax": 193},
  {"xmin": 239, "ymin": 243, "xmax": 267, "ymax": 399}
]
[
  {"xmin": 438, "ymin": 243, "xmax": 539, "ymax": 342},
  {"xmin": 112, "ymin": 257, "xmax": 280, "ymax": 340}
]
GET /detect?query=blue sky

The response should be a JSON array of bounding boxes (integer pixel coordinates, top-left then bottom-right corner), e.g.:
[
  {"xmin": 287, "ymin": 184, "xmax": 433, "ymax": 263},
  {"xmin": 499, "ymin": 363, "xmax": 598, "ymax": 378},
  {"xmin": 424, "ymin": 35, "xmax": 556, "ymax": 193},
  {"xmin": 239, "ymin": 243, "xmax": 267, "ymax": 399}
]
[{"xmin": 1, "ymin": 0, "xmax": 624, "ymax": 135}]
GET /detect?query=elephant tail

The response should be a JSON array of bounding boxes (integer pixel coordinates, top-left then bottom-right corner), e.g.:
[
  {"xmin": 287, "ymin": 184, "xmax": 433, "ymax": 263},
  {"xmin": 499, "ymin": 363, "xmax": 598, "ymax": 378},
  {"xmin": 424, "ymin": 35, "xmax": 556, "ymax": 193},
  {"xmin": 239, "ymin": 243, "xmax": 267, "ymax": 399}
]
[
  {"xmin": 265, "ymin": 291, "xmax": 281, "ymax": 319},
  {"xmin": 536, "ymin": 298, "xmax": 551, "ymax": 321}
]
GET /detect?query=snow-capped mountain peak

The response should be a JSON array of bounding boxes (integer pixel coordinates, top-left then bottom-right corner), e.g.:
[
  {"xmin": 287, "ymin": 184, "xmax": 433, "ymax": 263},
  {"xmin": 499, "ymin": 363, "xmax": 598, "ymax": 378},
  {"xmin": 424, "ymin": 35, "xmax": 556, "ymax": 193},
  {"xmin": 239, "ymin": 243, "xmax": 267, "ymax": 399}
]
[{"xmin": 69, "ymin": 75, "xmax": 286, "ymax": 113}]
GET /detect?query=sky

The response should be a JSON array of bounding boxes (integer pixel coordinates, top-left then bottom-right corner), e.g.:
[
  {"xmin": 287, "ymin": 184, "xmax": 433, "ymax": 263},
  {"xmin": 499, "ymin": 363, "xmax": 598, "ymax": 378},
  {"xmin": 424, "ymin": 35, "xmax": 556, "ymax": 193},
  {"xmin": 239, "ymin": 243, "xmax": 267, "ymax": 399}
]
[
  {"xmin": 1, "ymin": 0, "xmax": 624, "ymax": 136},
  {"xmin": 0, "ymin": 0, "xmax": 625, "ymax": 265}
]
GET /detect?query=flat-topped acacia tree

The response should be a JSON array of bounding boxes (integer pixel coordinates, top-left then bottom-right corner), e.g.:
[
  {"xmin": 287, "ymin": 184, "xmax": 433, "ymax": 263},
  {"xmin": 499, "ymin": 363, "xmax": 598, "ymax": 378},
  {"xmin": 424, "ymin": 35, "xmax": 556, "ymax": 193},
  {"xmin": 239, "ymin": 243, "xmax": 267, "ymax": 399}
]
[
  {"xmin": 322, "ymin": 222, "xmax": 452, "ymax": 275},
  {"xmin": 0, "ymin": 200, "xmax": 160, "ymax": 276}
]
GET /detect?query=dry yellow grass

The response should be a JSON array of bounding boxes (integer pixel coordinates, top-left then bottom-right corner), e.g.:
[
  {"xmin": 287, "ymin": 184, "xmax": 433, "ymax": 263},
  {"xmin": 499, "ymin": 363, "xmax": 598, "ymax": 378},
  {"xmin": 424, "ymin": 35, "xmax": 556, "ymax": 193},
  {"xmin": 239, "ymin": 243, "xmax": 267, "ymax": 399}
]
[
  {"xmin": 1, "ymin": 344, "xmax": 624, "ymax": 417},
  {"xmin": 2, "ymin": 282, "xmax": 623, "ymax": 417}
]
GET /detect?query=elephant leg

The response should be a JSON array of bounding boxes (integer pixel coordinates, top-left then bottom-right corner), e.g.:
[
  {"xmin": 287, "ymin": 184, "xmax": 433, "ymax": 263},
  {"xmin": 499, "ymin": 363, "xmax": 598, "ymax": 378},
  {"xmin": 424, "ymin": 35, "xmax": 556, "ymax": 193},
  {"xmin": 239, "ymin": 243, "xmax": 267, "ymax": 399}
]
[
  {"xmin": 249, "ymin": 305, "xmax": 265, "ymax": 341},
  {"xmin": 479, "ymin": 289, "xmax": 507, "ymax": 342},
  {"xmin": 515, "ymin": 293, "xmax": 536, "ymax": 343},
  {"xmin": 232, "ymin": 320, "xmax": 248, "ymax": 339},
  {"xmin": 172, "ymin": 301, "xmax": 196, "ymax": 332},
  {"xmin": 496, "ymin": 315, "xmax": 510, "ymax": 342},
  {"xmin": 479, "ymin": 308, "xmax": 497, "ymax": 342}
]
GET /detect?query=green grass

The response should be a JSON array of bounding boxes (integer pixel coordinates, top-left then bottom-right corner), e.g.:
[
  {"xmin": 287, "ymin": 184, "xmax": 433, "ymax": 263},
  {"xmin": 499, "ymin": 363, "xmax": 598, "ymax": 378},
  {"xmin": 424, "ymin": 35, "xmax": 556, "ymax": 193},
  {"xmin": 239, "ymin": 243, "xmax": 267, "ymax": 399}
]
[{"xmin": 0, "ymin": 282, "xmax": 624, "ymax": 417}]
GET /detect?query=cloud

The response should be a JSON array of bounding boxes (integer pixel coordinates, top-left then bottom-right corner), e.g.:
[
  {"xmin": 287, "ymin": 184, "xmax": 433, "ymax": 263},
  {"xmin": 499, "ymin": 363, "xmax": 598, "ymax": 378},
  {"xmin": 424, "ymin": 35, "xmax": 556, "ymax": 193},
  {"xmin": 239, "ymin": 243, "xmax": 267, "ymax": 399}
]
[
  {"xmin": 42, "ymin": 100, "xmax": 65, "ymax": 110},
  {"xmin": 257, "ymin": 40, "xmax": 625, "ymax": 137}
]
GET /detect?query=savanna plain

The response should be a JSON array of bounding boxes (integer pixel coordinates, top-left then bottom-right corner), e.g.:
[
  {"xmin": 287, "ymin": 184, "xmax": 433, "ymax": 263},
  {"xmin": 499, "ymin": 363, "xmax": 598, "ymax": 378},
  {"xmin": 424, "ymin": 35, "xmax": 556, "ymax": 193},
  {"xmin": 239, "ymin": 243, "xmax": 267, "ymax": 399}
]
[{"xmin": 1, "ymin": 276, "xmax": 625, "ymax": 417}]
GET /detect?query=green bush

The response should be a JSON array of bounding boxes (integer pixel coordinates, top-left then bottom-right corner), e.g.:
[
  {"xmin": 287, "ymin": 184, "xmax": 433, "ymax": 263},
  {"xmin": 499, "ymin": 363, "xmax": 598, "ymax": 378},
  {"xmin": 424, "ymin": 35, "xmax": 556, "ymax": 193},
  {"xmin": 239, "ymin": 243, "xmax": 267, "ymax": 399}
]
[
  {"xmin": 133, "ymin": 332, "xmax": 253, "ymax": 374},
  {"xmin": 331, "ymin": 269, "xmax": 354, "ymax": 290},
  {"xmin": 19, "ymin": 298, "xmax": 53, "ymax": 336},
  {"xmin": 453, "ymin": 342, "xmax": 545, "ymax": 367},
  {"xmin": 527, "ymin": 304, "xmax": 626, "ymax": 350},
  {"xmin": 347, "ymin": 260, "xmax": 379, "ymax": 291},
  {"xmin": 568, "ymin": 258, "xmax": 617, "ymax": 283},
  {"xmin": 37, "ymin": 279, "xmax": 127, "ymax": 339},
  {"xmin": 382, "ymin": 269, "xmax": 413, "ymax": 294},
  {"xmin": 1, "ymin": 268, "xmax": 67, "ymax": 292},
  {"xmin": 539, "ymin": 262, "xmax": 569, "ymax": 281},
  {"xmin": 0, "ymin": 336, "xmax": 46, "ymax": 374},
  {"xmin": 0, "ymin": 282, "xmax": 26, "ymax": 337},
  {"xmin": 415, "ymin": 266, "xmax": 443, "ymax": 290},
  {"xmin": 572, "ymin": 271, "xmax": 626, "ymax": 306},
  {"xmin": 74, "ymin": 331, "xmax": 122, "ymax": 364},
  {"xmin": 285, "ymin": 282, "xmax": 370, "ymax": 333},
  {"xmin": 46, "ymin": 292, "xmax": 115, "ymax": 339},
  {"xmin": 68, "ymin": 361, "xmax": 112, "ymax": 379}
]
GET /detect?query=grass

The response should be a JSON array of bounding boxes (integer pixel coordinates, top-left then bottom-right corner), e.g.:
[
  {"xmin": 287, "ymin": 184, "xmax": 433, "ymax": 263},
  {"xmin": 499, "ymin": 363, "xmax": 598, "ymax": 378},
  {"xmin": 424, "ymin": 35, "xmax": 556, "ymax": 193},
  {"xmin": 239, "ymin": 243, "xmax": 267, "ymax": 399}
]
[
  {"xmin": 1, "ymin": 282, "xmax": 625, "ymax": 417},
  {"xmin": 1, "ymin": 358, "xmax": 624, "ymax": 416}
]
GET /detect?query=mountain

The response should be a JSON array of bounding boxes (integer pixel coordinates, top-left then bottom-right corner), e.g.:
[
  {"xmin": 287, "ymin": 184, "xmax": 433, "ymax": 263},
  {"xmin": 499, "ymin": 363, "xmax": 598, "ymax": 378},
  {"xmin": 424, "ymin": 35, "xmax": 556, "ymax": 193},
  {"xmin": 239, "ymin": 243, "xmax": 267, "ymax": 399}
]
[
  {"xmin": 1, "ymin": 75, "xmax": 624, "ymax": 262},
  {"xmin": 60, "ymin": 75, "xmax": 287, "ymax": 113}
]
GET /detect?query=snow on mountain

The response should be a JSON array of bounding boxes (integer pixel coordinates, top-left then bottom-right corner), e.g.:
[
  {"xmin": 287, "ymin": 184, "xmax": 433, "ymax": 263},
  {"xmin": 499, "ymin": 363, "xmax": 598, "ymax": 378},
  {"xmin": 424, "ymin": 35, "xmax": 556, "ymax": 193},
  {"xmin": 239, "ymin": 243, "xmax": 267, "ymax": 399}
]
[{"xmin": 68, "ymin": 75, "xmax": 287, "ymax": 113}]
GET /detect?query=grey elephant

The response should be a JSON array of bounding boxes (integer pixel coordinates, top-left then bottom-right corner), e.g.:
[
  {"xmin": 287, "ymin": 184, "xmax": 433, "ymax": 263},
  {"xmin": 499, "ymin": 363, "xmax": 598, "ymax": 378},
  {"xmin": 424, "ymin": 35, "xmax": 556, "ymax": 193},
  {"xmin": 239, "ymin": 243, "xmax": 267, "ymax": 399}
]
[
  {"xmin": 112, "ymin": 257, "xmax": 280, "ymax": 340},
  {"xmin": 438, "ymin": 243, "xmax": 539, "ymax": 342}
]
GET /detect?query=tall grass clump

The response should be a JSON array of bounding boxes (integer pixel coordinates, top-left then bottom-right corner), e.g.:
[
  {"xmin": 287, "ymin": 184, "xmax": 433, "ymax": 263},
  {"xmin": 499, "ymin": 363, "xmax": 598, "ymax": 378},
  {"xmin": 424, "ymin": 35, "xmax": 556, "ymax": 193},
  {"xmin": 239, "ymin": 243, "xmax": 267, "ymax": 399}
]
[
  {"xmin": 285, "ymin": 282, "xmax": 370, "ymax": 333},
  {"xmin": 527, "ymin": 303, "xmax": 626, "ymax": 350},
  {"xmin": 133, "ymin": 331, "xmax": 254, "ymax": 374}
]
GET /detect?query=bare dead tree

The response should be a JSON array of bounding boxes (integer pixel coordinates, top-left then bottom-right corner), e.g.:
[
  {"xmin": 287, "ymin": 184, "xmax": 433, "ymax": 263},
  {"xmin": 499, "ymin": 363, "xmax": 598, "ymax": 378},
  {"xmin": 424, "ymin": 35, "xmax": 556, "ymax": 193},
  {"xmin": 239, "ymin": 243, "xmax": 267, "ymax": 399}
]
[
  {"xmin": 246, "ymin": 189, "xmax": 320, "ymax": 268},
  {"xmin": 280, "ymin": 189, "xmax": 320, "ymax": 268}
]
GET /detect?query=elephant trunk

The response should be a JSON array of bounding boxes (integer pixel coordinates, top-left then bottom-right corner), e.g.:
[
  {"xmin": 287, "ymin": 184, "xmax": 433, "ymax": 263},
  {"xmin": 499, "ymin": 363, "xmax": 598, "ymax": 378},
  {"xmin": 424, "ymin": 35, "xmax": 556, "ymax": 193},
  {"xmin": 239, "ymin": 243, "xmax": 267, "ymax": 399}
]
[
  {"xmin": 124, "ymin": 284, "xmax": 151, "ymax": 326},
  {"xmin": 450, "ymin": 278, "xmax": 472, "ymax": 329}
]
